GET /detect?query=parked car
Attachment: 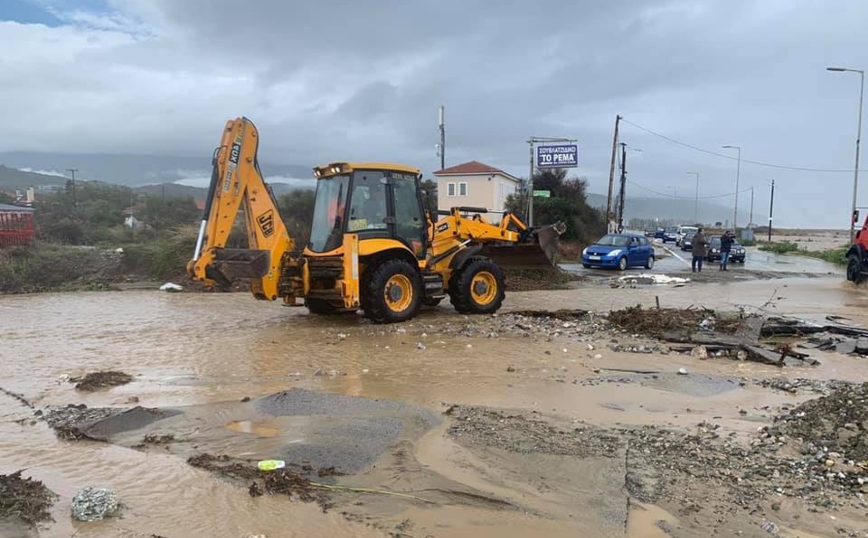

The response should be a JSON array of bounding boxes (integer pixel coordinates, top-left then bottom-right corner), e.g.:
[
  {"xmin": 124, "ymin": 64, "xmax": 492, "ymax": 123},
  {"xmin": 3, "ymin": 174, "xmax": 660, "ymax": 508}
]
[
  {"xmin": 582, "ymin": 233, "xmax": 655, "ymax": 271},
  {"xmin": 680, "ymin": 232, "xmax": 696, "ymax": 251},
  {"xmin": 706, "ymin": 235, "xmax": 746, "ymax": 263},
  {"xmin": 675, "ymin": 225, "xmax": 698, "ymax": 247}
]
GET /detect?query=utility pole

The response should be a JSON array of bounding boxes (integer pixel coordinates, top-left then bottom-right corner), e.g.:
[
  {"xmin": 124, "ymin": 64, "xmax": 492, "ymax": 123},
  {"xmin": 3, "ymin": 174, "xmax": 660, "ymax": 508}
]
[
  {"xmin": 688, "ymin": 172, "xmax": 700, "ymax": 223},
  {"xmin": 606, "ymin": 115, "xmax": 622, "ymax": 229},
  {"xmin": 826, "ymin": 67, "xmax": 864, "ymax": 243},
  {"xmin": 749, "ymin": 186, "xmax": 754, "ymax": 229},
  {"xmin": 768, "ymin": 179, "xmax": 775, "ymax": 242},
  {"xmin": 66, "ymin": 168, "xmax": 79, "ymax": 208},
  {"xmin": 722, "ymin": 145, "xmax": 741, "ymax": 230},
  {"xmin": 437, "ymin": 106, "xmax": 446, "ymax": 171},
  {"xmin": 526, "ymin": 135, "xmax": 576, "ymax": 226},
  {"xmin": 617, "ymin": 142, "xmax": 627, "ymax": 232}
]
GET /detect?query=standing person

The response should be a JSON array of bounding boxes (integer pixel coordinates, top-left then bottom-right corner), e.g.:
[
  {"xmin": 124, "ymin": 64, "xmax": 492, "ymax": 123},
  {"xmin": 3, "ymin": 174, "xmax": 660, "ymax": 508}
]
[
  {"xmin": 719, "ymin": 230, "xmax": 734, "ymax": 271},
  {"xmin": 691, "ymin": 228, "xmax": 708, "ymax": 272}
]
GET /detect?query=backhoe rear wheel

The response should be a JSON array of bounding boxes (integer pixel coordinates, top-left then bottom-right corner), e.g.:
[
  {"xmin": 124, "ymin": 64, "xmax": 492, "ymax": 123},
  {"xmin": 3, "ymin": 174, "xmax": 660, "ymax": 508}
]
[
  {"xmin": 363, "ymin": 258, "xmax": 423, "ymax": 323},
  {"xmin": 449, "ymin": 256, "xmax": 506, "ymax": 315}
]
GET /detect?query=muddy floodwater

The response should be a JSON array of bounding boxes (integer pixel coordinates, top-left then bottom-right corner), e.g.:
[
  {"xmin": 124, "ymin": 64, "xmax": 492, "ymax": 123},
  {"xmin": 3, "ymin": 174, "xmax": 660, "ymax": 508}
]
[{"xmin": 3, "ymin": 273, "xmax": 868, "ymax": 538}]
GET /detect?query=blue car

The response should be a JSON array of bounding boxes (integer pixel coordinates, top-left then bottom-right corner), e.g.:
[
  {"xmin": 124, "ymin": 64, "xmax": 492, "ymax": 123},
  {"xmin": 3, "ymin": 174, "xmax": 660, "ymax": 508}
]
[{"xmin": 582, "ymin": 233, "xmax": 655, "ymax": 271}]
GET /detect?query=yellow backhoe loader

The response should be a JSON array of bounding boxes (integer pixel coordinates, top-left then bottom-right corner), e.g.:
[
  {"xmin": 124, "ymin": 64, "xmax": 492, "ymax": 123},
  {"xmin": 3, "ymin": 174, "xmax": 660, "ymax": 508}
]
[{"xmin": 187, "ymin": 117, "xmax": 565, "ymax": 323}]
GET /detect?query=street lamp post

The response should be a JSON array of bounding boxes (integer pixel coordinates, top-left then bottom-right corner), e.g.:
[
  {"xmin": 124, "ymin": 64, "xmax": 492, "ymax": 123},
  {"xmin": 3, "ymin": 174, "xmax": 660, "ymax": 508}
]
[
  {"xmin": 721, "ymin": 145, "xmax": 741, "ymax": 231},
  {"xmin": 827, "ymin": 66, "xmax": 864, "ymax": 244},
  {"xmin": 687, "ymin": 172, "xmax": 699, "ymax": 223}
]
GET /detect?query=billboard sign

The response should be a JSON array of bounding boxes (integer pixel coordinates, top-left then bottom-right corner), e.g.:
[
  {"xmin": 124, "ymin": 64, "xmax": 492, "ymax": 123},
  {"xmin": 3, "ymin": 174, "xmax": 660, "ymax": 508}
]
[{"xmin": 537, "ymin": 144, "xmax": 578, "ymax": 168}]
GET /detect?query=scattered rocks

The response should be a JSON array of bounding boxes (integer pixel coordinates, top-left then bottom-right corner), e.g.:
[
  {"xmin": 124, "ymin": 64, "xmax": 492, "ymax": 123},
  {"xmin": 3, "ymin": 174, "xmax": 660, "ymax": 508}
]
[
  {"xmin": 446, "ymin": 405, "xmax": 621, "ymax": 458},
  {"xmin": 70, "ymin": 371, "xmax": 133, "ymax": 392},
  {"xmin": 0, "ymin": 470, "xmax": 58, "ymax": 526},
  {"xmin": 776, "ymin": 382, "xmax": 868, "ymax": 462},
  {"xmin": 71, "ymin": 487, "xmax": 119, "ymax": 522}
]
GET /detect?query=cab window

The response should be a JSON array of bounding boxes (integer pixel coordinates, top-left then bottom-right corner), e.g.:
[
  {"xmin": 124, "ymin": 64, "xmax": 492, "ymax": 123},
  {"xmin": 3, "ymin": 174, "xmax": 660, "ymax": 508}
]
[
  {"xmin": 392, "ymin": 173, "xmax": 425, "ymax": 256},
  {"xmin": 348, "ymin": 171, "xmax": 388, "ymax": 232}
]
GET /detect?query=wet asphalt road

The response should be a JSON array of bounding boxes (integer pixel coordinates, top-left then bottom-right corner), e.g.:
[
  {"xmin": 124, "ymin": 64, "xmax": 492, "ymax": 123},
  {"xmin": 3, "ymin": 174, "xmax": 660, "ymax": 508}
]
[{"xmin": 561, "ymin": 240, "xmax": 844, "ymax": 279}]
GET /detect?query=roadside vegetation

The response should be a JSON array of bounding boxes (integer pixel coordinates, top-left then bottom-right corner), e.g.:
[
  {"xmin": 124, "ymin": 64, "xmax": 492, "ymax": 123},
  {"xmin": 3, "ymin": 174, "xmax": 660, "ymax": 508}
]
[
  {"xmin": 757, "ymin": 240, "xmax": 848, "ymax": 266},
  {"xmin": 0, "ymin": 180, "xmax": 319, "ymax": 293}
]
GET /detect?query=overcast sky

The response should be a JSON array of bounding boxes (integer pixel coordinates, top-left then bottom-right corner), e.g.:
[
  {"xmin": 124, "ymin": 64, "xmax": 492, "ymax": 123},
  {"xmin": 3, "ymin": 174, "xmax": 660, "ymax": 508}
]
[{"xmin": 1, "ymin": 0, "xmax": 867, "ymax": 228}]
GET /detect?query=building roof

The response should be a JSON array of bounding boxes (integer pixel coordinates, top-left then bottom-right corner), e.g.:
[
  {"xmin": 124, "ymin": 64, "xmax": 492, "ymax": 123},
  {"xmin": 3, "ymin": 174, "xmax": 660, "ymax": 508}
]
[
  {"xmin": 433, "ymin": 161, "xmax": 519, "ymax": 182},
  {"xmin": 0, "ymin": 203, "xmax": 35, "ymax": 212}
]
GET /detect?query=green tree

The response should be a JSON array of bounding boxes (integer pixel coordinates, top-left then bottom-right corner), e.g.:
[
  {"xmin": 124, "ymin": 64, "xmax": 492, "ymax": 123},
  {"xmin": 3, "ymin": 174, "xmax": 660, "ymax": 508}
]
[
  {"xmin": 140, "ymin": 195, "xmax": 200, "ymax": 239},
  {"xmin": 277, "ymin": 188, "xmax": 315, "ymax": 247},
  {"xmin": 505, "ymin": 168, "xmax": 605, "ymax": 245},
  {"xmin": 420, "ymin": 179, "xmax": 438, "ymax": 214}
]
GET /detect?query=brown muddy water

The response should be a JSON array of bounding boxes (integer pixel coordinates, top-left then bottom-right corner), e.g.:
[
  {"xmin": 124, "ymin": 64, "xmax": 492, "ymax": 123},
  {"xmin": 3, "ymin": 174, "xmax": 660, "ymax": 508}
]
[{"xmin": 2, "ymin": 276, "xmax": 868, "ymax": 537}]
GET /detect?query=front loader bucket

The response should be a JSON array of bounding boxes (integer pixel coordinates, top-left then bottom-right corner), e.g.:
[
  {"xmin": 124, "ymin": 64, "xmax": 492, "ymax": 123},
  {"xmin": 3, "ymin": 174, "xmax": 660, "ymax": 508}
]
[{"xmin": 480, "ymin": 221, "xmax": 566, "ymax": 269}]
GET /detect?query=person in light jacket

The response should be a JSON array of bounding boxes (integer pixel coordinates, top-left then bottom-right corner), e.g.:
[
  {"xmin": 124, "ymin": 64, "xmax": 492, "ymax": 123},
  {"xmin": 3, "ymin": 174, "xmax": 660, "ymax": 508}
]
[{"xmin": 691, "ymin": 228, "xmax": 708, "ymax": 272}]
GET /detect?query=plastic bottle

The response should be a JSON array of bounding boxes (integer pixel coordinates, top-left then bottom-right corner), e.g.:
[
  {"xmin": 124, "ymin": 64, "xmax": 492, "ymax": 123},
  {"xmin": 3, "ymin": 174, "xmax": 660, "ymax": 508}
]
[{"xmin": 257, "ymin": 460, "xmax": 286, "ymax": 471}]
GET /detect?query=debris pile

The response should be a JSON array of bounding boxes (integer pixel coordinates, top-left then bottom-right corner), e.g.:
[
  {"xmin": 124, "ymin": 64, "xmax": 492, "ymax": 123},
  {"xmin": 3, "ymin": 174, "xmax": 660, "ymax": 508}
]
[
  {"xmin": 776, "ymin": 382, "xmax": 868, "ymax": 463},
  {"xmin": 608, "ymin": 305, "xmax": 820, "ymax": 367},
  {"xmin": 0, "ymin": 470, "xmax": 58, "ymax": 526},
  {"xmin": 187, "ymin": 454, "xmax": 331, "ymax": 510},
  {"xmin": 71, "ymin": 487, "xmax": 119, "ymax": 522},
  {"xmin": 607, "ymin": 305, "xmax": 744, "ymax": 337},
  {"xmin": 71, "ymin": 371, "xmax": 133, "ymax": 392}
]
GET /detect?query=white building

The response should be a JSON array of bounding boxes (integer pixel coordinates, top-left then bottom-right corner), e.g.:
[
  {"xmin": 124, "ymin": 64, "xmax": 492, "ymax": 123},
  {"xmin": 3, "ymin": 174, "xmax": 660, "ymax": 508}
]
[{"xmin": 433, "ymin": 161, "xmax": 521, "ymax": 221}]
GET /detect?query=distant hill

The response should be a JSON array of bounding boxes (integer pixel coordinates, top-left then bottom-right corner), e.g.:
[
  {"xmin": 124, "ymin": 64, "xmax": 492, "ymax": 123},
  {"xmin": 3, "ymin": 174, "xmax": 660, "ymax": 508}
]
[
  {"xmin": 0, "ymin": 165, "xmax": 67, "ymax": 191},
  {"xmin": 133, "ymin": 181, "xmax": 306, "ymax": 200},
  {"xmin": 585, "ymin": 192, "xmax": 735, "ymax": 225},
  {"xmin": 0, "ymin": 151, "xmax": 313, "ymax": 187}
]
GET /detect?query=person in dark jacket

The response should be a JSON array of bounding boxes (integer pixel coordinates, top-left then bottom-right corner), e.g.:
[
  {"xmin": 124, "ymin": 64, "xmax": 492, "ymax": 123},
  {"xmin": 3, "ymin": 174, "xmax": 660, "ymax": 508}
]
[
  {"xmin": 719, "ymin": 230, "xmax": 734, "ymax": 271},
  {"xmin": 691, "ymin": 228, "xmax": 708, "ymax": 272}
]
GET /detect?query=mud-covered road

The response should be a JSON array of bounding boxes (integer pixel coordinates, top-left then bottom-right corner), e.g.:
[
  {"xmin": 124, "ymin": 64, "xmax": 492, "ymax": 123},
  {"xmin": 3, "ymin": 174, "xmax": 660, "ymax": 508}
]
[{"xmin": 2, "ymin": 263, "xmax": 868, "ymax": 538}]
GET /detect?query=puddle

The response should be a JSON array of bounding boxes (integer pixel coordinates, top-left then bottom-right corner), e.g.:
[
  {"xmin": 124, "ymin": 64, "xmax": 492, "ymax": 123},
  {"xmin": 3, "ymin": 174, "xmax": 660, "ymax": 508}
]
[
  {"xmin": 225, "ymin": 420, "xmax": 278, "ymax": 437},
  {"xmin": 626, "ymin": 502, "xmax": 679, "ymax": 537}
]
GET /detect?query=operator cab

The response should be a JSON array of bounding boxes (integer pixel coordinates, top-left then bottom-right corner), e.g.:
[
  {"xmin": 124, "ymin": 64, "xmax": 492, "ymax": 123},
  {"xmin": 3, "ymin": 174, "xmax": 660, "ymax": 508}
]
[{"xmin": 308, "ymin": 162, "xmax": 427, "ymax": 257}]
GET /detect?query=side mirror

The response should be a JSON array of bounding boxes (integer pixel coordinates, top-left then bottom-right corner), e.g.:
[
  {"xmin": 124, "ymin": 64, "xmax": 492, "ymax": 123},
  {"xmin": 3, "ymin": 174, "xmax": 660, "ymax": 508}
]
[{"xmin": 854, "ymin": 210, "xmax": 860, "ymax": 224}]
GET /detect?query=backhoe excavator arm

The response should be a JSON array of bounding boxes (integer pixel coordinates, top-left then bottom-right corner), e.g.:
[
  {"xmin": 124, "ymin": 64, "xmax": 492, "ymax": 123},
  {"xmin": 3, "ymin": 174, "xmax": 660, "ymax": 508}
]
[{"xmin": 186, "ymin": 117, "xmax": 295, "ymax": 300}]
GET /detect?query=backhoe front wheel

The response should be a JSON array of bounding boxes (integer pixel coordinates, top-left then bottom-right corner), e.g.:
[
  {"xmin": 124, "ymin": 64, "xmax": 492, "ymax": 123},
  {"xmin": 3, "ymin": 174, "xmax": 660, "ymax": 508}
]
[
  {"xmin": 449, "ymin": 257, "xmax": 506, "ymax": 315},
  {"xmin": 847, "ymin": 253, "xmax": 866, "ymax": 284},
  {"xmin": 363, "ymin": 258, "xmax": 423, "ymax": 323}
]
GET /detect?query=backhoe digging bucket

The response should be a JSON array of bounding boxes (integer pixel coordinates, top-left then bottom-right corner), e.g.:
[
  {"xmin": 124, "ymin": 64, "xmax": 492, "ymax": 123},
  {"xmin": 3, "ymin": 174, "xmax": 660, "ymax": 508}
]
[
  {"xmin": 205, "ymin": 249, "xmax": 271, "ymax": 288},
  {"xmin": 480, "ymin": 221, "xmax": 567, "ymax": 269}
]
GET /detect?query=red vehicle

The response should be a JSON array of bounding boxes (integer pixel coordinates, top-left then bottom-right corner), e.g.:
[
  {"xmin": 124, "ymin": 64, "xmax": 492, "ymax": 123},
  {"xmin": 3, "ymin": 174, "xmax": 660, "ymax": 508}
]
[
  {"xmin": 0, "ymin": 203, "xmax": 35, "ymax": 247},
  {"xmin": 847, "ymin": 212, "xmax": 868, "ymax": 283}
]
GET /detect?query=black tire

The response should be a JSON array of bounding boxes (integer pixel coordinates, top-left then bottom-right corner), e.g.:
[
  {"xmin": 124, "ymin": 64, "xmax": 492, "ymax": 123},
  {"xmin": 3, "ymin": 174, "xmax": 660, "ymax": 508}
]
[
  {"xmin": 305, "ymin": 298, "xmax": 340, "ymax": 315},
  {"xmin": 362, "ymin": 258, "xmax": 423, "ymax": 323},
  {"xmin": 582, "ymin": 263, "xmax": 591, "ymax": 269},
  {"xmin": 423, "ymin": 297, "xmax": 443, "ymax": 307},
  {"xmin": 847, "ymin": 253, "xmax": 865, "ymax": 284},
  {"xmin": 617, "ymin": 256, "xmax": 628, "ymax": 271},
  {"xmin": 645, "ymin": 256, "xmax": 655, "ymax": 270},
  {"xmin": 448, "ymin": 256, "xmax": 506, "ymax": 315}
]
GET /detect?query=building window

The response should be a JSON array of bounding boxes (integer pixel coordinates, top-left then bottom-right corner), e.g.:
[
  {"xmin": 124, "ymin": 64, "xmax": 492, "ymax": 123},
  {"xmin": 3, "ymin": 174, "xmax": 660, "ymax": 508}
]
[
  {"xmin": 459, "ymin": 182, "xmax": 468, "ymax": 196},
  {"xmin": 447, "ymin": 182, "xmax": 456, "ymax": 196}
]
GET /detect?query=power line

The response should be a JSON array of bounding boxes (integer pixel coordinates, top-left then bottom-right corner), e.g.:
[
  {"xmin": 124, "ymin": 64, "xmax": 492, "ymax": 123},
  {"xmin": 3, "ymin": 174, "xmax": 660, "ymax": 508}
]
[
  {"xmin": 620, "ymin": 118, "xmax": 866, "ymax": 173},
  {"xmin": 627, "ymin": 179, "xmax": 753, "ymax": 200}
]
